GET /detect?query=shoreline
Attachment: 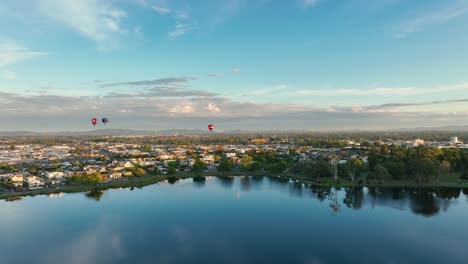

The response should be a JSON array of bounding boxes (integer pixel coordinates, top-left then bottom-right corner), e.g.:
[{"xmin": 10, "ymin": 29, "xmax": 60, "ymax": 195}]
[{"xmin": 2, "ymin": 172, "xmax": 468, "ymax": 201}]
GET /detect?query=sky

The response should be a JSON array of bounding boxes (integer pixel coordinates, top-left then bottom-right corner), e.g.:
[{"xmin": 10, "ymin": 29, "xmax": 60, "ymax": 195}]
[{"xmin": 1, "ymin": 0, "xmax": 468, "ymax": 132}]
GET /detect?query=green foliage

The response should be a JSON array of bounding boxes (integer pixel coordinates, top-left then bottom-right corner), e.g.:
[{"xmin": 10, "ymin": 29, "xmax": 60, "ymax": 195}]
[
  {"xmin": 167, "ymin": 167, "xmax": 177, "ymax": 175},
  {"xmin": 241, "ymin": 155, "xmax": 253, "ymax": 170},
  {"xmin": 0, "ymin": 164, "xmax": 12, "ymax": 171},
  {"xmin": 407, "ymin": 156, "xmax": 439, "ymax": 182},
  {"xmin": 249, "ymin": 161, "xmax": 263, "ymax": 171},
  {"xmin": 192, "ymin": 160, "xmax": 206, "ymax": 173},
  {"xmin": 70, "ymin": 173, "xmax": 104, "ymax": 184},
  {"xmin": 217, "ymin": 159, "xmax": 233, "ymax": 172},
  {"xmin": 167, "ymin": 161, "xmax": 178, "ymax": 168},
  {"xmin": 382, "ymin": 161, "xmax": 407, "ymax": 179},
  {"xmin": 142, "ymin": 145, "xmax": 152, "ymax": 152},
  {"xmin": 127, "ymin": 167, "xmax": 145, "ymax": 177},
  {"xmin": 267, "ymin": 160, "xmax": 288, "ymax": 173},
  {"xmin": 368, "ymin": 150, "xmax": 379, "ymax": 171}
]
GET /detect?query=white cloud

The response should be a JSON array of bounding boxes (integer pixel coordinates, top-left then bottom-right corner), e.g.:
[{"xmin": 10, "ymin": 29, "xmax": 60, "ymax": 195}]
[
  {"xmin": 1, "ymin": 70, "xmax": 16, "ymax": 80},
  {"xmin": 152, "ymin": 6, "xmax": 171, "ymax": 14},
  {"xmin": 206, "ymin": 103, "xmax": 221, "ymax": 113},
  {"xmin": 168, "ymin": 10, "xmax": 193, "ymax": 39},
  {"xmin": 0, "ymin": 41, "xmax": 47, "ymax": 66},
  {"xmin": 295, "ymin": 82, "xmax": 468, "ymax": 96},
  {"xmin": 168, "ymin": 102, "xmax": 195, "ymax": 114},
  {"xmin": 169, "ymin": 23, "xmax": 190, "ymax": 39},
  {"xmin": 394, "ymin": 2, "xmax": 468, "ymax": 38},
  {"xmin": 38, "ymin": 0, "xmax": 127, "ymax": 43},
  {"xmin": 233, "ymin": 68, "xmax": 241, "ymax": 73}
]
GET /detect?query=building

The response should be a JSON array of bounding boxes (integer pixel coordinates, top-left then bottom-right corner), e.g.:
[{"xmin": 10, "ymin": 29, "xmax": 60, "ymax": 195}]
[
  {"xmin": 45, "ymin": 171, "xmax": 65, "ymax": 179},
  {"xmin": 27, "ymin": 176, "xmax": 44, "ymax": 188},
  {"xmin": 450, "ymin": 137, "xmax": 461, "ymax": 145}
]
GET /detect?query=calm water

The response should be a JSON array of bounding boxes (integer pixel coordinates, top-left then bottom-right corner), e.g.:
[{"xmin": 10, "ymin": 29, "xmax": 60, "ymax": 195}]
[{"xmin": 1, "ymin": 176, "xmax": 468, "ymax": 264}]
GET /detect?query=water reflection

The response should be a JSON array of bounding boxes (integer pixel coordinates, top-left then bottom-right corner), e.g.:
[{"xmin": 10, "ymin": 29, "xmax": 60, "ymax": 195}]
[
  {"xmin": 2, "ymin": 176, "xmax": 468, "ymax": 264},
  {"xmin": 192, "ymin": 176, "xmax": 206, "ymax": 188},
  {"xmin": 289, "ymin": 182, "xmax": 304, "ymax": 198},
  {"xmin": 240, "ymin": 176, "xmax": 251, "ymax": 191},
  {"xmin": 85, "ymin": 190, "xmax": 106, "ymax": 202},
  {"xmin": 343, "ymin": 187, "xmax": 364, "ymax": 209},
  {"xmin": 217, "ymin": 176, "xmax": 234, "ymax": 189}
]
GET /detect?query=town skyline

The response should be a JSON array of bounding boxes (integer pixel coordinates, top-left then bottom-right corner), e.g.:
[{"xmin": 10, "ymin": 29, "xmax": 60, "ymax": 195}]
[{"xmin": 1, "ymin": 0, "xmax": 468, "ymax": 131}]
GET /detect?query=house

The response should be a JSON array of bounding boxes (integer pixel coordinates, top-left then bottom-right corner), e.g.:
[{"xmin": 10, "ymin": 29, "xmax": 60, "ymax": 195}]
[
  {"xmin": 27, "ymin": 176, "xmax": 44, "ymax": 188},
  {"xmin": 122, "ymin": 161, "xmax": 134, "ymax": 168},
  {"xmin": 225, "ymin": 153, "xmax": 237, "ymax": 158},
  {"xmin": 46, "ymin": 171, "xmax": 65, "ymax": 179},
  {"xmin": 109, "ymin": 172, "xmax": 122, "ymax": 180},
  {"xmin": 10, "ymin": 174, "xmax": 23, "ymax": 182},
  {"xmin": 202, "ymin": 155, "xmax": 215, "ymax": 164}
]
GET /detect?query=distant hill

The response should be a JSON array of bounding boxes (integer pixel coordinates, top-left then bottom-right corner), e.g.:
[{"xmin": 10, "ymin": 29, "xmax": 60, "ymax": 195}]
[{"xmin": 1, "ymin": 125, "xmax": 468, "ymax": 137}]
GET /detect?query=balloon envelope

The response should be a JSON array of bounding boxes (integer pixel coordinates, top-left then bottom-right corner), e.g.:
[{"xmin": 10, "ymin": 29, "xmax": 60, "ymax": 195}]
[
  {"xmin": 92, "ymin": 118, "xmax": 97, "ymax": 126},
  {"xmin": 102, "ymin": 118, "xmax": 109, "ymax": 124},
  {"xmin": 208, "ymin": 124, "xmax": 214, "ymax": 131}
]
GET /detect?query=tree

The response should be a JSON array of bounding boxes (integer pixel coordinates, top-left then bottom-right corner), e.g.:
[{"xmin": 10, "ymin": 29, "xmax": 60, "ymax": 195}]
[
  {"xmin": 9, "ymin": 145, "xmax": 16, "ymax": 151},
  {"xmin": 439, "ymin": 160, "xmax": 451, "ymax": 180},
  {"xmin": 407, "ymin": 157, "xmax": 439, "ymax": 183},
  {"xmin": 382, "ymin": 161, "xmax": 406, "ymax": 179},
  {"xmin": 249, "ymin": 161, "xmax": 263, "ymax": 171},
  {"xmin": 374, "ymin": 164, "xmax": 390, "ymax": 183},
  {"xmin": 192, "ymin": 160, "xmax": 206, "ymax": 173},
  {"xmin": 241, "ymin": 155, "xmax": 253, "ymax": 170},
  {"xmin": 348, "ymin": 158, "xmax": 363, "ymax": 182},
  {"xmin": 368, "ymin": 150, "xmax": 379, "ymax": 171},
  {"xmin": 217, "ymin": 159, "xmax": 233, "ymax": 172},
  {"xmin": 167, "ymin": 167, "xmax": 177, "ymax": 175},
  {"xmin": 314, "ymin": 160, "xmax": 332, "ymax": 179},
  {"xmin": 142, "ymin": 145, "xmax": 152, "ymax": 152},
  {"xmin": 268, "ymin": 161, "xmax": 288, "ymax": 173}
]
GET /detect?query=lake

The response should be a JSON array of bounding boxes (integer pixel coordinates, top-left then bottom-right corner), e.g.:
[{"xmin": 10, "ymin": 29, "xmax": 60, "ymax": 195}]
[{"xmin": 1, "ymin": 176, "xmax": 468, "ymax": 264}]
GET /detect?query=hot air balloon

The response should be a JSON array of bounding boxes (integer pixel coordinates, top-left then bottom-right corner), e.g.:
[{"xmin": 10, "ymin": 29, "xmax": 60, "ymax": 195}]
[
  {"xmin": 208, "ymin": 124, "xmax": 214, "ymax": 131},
  {"xmin": 102, "ymin": 118, "xmax": 109, "ymax": 125},
  {"xmin": 92, "ymin": 118, "xmax": 97, "ymax": 127}
]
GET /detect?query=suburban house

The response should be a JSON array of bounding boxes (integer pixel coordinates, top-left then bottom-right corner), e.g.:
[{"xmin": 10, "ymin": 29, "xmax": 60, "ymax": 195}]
[
  {"xmin": 45, "ymin": 171, "xmax": 65, "ymax": 179},
  {"xmin": 27, "ymin": 176, "xmax": 44, "ymax": 188}
]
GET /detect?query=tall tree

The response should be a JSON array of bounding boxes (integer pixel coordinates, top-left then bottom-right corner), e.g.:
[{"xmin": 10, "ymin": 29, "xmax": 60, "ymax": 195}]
[
  {"xmin": 241, "ymin": 155, "xmax": 253, "ymax": 170},
  {"xmin": 368, "ymin": 150, "xmax": 379, "ymax": 171},
  {"xmin": 348, "ymin": 158, "xmax": 363, "ymax": 182}
]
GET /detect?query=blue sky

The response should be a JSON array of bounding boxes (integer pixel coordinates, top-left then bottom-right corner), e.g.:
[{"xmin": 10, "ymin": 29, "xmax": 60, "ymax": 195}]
[{"xmin": 1, "ymin": 0, "xmax": 468, "ymax": 131}]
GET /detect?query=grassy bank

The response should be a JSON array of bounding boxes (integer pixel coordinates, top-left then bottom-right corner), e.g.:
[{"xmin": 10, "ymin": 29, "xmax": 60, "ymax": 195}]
[{"xmin": 2, "ymin": 172, "xmax": 468, "ymax": 201}]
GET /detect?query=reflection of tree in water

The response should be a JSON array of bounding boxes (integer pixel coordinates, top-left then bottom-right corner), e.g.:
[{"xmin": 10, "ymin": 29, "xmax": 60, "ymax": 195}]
[
  {"xmin": 218, "ymin": 176, "xmax": 235, "ymax": 189},
  {"xmin": 435, "ymin": 188, "xmax": 461, "ymax": 200},
  {"xmin": 167, "ymin": 176, "xmax": 178, "ymax": 184},
  {"xmin": 289, "ymin": 182, "xmax": 304, "ymax": 198},
  {"xmin": 308, "ymin": 186, "xmax": 462, "ymax": 216},
  {"xmin": 85, "ymin": 190, "xmax": 105, "ymax": 202},
  {"xmin": 193, "ymin": 176, "xmax": 206, "ymax": 188},
  {"xmin": 240, "ymin": 176, "xmax": 251, "ymax": 191},
  {"xmin": 328, "ymin": 188, "xmax": 340, "ymax": 215},
  {"xmin": 409, "ymin": 189, "xmax": 440, "ymax": 217},
  {"xmin": 343, "ymin": 187, "xmax": 364, "ymax": 209},
  {"xmin": 310, "ymin": 186, "xmax": 331, "ymax": 202}
]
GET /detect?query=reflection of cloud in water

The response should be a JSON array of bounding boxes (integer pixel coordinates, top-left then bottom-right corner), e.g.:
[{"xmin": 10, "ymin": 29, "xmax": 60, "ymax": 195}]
[
  {"xmin": 236, "ymin": 191, "xmax": 241, "ymax": 200},
  {"xmin": 43, "ymin": 221, "xmax": 126, "ymax": 264}
]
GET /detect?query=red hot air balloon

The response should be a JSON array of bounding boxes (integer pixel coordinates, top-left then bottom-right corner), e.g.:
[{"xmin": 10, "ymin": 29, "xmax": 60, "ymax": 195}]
[
  {"xmin": 92, "ymin": 118, "xmax": 97, "ymax": 127},
  {"xmin": 208, "ymin": 124, "xmax": 214, "ymax": 131}
]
